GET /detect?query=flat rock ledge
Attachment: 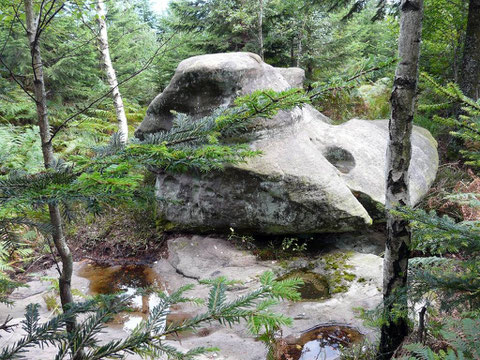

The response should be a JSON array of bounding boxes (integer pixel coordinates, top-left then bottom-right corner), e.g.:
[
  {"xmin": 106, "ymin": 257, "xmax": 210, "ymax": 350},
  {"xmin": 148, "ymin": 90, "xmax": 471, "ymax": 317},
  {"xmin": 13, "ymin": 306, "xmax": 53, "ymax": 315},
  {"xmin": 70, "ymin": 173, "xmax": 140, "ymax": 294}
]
[{"xmin": 0, "ymin": 235, "xmax": 383, "ymax": 360}]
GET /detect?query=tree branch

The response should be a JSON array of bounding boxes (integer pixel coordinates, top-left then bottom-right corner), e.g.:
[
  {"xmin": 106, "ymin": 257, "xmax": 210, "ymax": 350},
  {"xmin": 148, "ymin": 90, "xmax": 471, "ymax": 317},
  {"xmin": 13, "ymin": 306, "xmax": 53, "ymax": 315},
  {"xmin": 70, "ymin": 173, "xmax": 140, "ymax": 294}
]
[
  {"xmin": 0, "ymin": 56, "xmax": 38, "ymax": 103},
  {"xmin": 11, "ymin": 1, "xmax": 28, "ymax": 34},
  {"xmin": 0, "ymin": 11, "xmax": 16, "ymax": 58},
  {"xmin": 309, "ymin": 60, "xmax": 394, "ymax": 100},
  {"xmin": 48, "ymin": 34, "xmax": 176, "ymax": 143},
  {"xmin": 44, "ymin": 33, "xmax": 99, "ymax": 67},
  {"xmin": 0, "ymin": 315, "xmax": 16, "ymax": 335}
]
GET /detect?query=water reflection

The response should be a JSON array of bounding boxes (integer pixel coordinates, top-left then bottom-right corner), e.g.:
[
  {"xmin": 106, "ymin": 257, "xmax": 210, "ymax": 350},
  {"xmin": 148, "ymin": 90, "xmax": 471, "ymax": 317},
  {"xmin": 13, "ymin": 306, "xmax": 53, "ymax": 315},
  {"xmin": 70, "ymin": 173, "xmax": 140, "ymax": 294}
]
[
  {"xmin": 77, "ymin": 263, "xmax": 165, "ymax": 332},
  {"xmin": 280, "ymin": 325, "xmax": 363, "ymax": 360}
]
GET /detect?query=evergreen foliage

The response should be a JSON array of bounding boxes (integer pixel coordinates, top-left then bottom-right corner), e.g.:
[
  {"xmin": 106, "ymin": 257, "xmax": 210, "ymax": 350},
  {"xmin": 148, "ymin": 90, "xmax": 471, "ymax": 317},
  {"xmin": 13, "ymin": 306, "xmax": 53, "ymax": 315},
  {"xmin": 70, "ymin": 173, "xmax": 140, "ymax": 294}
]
[
  {"xmin": 400, "ymin": 207, "xmax": 480, "ymax": 311},
  {"xmin": 1, "ymin": 0, "xmax": 480, "ymax": 358},
  {"xmin": 393, "ymin": 75, "xmax": 480, "ymax": 358},
  {"xmin": 0, "ymin": 272, "xmax": 302, "ymax": 359},
  {"xmin": 156, "ymin": 0, "xmax": 397, "ymax": 87},
  {"xmin": 0, "ymin": 88, "xmax": 308, "ymax": 326},
  {"xmin": 355, "ymin": 74, "xmax": 480, "ymax": 358},
  {"xmin": 0, "ymin": 88, "xmax": 308, "ymax": 214}
]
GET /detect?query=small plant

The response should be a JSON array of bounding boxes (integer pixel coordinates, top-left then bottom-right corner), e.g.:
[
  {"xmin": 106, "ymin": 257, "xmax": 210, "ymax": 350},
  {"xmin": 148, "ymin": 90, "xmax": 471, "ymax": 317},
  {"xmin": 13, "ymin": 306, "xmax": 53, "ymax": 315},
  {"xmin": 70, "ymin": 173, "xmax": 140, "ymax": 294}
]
[
  {"xmin": 42, "ymin": 293, "xmax": 59, "ymax": 312},
  {"xmin": 228, "ymin": 227, "xmax": 256, "ymax": 251},
  {"xmin": 340, "ymin": 340, "xmax": 378, "ymax": 360},
  {"xmin": 40, "ymin": 276, "xmax": 85, "ymax": 314},
  {"xmin": 257, "ymin": 237, "xmax": 309, "ymax": 261},
  {"xmin": 281, "ymin": 237, "xmax": 307, "ymax": 254}
]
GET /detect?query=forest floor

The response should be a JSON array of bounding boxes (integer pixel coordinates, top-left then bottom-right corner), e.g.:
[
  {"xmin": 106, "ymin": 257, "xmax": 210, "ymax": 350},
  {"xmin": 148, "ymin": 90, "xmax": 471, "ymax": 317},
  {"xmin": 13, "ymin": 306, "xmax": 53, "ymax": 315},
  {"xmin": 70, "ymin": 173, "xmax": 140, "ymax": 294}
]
[{"xmin": 2, "ymin": 230, "xmax": 387, "ymax": 360}]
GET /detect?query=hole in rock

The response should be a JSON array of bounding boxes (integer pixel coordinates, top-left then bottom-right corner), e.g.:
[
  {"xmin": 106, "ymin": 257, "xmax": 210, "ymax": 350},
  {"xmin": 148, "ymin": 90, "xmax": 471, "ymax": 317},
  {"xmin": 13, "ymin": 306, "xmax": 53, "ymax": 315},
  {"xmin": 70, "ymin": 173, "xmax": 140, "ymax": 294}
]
[
  {"xmin": 279, "ymin": 325, "xmax": 363, "ymax": 360},
  {"xmin": 78, "ymin": 263, "xmax": 165, "ymax": 332},
  {"xmin": 279, "ymin": 269, "xmax": 330, "ymax": 301},
  {"xmin": 324, "ymin": 146, "xmax": 355, "ymax": 174}
]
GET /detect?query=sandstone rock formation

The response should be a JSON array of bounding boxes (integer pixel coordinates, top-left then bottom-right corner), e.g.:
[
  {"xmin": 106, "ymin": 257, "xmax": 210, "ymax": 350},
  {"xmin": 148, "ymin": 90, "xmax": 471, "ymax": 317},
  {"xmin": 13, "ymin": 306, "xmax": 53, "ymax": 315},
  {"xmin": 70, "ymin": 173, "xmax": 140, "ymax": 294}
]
[
  {"xmin": 0, "ymin": 235, "xmax": 385, "ymax": 359},
  {"xmin": 136, "ymin": 52, "xmax": 439, "ymax": 234}
]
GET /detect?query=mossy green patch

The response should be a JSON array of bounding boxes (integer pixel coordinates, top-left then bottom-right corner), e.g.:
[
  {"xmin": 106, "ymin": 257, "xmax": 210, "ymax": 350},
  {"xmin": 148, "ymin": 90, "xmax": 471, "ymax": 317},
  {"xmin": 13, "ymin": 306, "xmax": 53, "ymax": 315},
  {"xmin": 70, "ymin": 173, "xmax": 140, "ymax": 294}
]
[
  {"xmin": 279, "ymin": 269, "xmax": 330, "ymax": 301},
  {"xmin": 320, "ymin": 251, "xmax": 360, "ymax": 294},
  {"xmin": 343, "ymin": 272, "xmax": 356, "ymax": 282}
]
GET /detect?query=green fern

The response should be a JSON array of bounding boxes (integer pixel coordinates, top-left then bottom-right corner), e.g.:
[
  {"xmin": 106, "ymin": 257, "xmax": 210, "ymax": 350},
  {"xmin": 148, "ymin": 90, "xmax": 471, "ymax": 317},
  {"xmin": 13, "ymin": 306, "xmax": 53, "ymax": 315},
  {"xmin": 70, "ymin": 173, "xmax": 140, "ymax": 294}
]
[
  {"xmin": 0, "ymin": 125, "xmax": 43, "ymax": 174},
  {"xmin": 401, "ymin": 343, "xmax": 463, "ymax": 360},
  {"xmin": 399, "ymin": 316, "xmax": 480, "ymax": 360}
]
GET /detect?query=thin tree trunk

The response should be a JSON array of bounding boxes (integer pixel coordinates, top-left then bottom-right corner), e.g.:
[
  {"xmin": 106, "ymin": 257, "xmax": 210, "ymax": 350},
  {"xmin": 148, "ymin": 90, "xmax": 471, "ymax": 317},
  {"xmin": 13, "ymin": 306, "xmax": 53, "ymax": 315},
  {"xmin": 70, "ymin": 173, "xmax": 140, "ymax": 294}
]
[
  {"xmin": 23, "ymin": 0, "xmax": 75, "ymax": 335},
  {"xmin": 96, "ymin": 0, "xmax": 128, "ymax": 144},
  {"xmin": 296, "ymin": 26, "xmax": 303, "ymax": 68},
  {"xmin": 417, "ymin": 305, "xmax": 427, "ymax": 344},
  {"xmin": 379, "ymin": 1, "xmax": 424, "ymax": 359},
  {"xmin": 290, "ymin": 37, "xmax": 295, "ymax": 67},
  {"xmin": 258, "ymin": 0, "xmax": 264, "ymax": 60},
  {"xmin": 296, "ymin": 14, "xmax": 307, "ymax": 68},
  {"xmin": 460, "ymin": 0, "xmax": 480, "ymax": 100},
  {"xmin": 24, "ymin": 2, "xmax": 54, "ymax": 168}
]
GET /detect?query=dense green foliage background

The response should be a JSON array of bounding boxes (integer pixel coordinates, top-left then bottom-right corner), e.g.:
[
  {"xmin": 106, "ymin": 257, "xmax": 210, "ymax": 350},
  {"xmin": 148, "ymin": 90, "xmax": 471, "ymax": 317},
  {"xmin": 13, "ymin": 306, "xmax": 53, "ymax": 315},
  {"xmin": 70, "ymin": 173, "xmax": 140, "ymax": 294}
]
[
  {"xmin": 1, "ymin": 0, "xmax": 479, "ymax": 359},
  {"xmin": 0, "ymin": 0, "xmax": 470, "ymax": 128}
]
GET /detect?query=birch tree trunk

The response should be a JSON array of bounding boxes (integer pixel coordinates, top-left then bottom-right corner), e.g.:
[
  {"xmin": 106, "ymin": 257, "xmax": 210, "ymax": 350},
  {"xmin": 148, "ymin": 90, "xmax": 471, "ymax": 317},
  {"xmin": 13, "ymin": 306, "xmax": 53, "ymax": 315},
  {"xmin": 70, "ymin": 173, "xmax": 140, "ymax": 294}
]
[
  {"xmin": 258, "ymin": 0, "xmax": 264, "ymax": 60},
  {"xmin": 460, "ymin": 0, "xmax": 480, "ymax": 100},
  {"xmin": 296, "ymin": 14, "xmax": 306, "ymax": 68},
  {"xmin": 290, "ymin": 37, "xmax": 295, "ymax": 67},
  {"xmin": 23, "ymin": 0, "xmax": 75, "ymax": 333},
  {"xmin": 379, "ymin": 1, "xmax": 424, "ymax": 359},
  {"xmin": 296, "ymin": 26, "xmax": 303, "ymax": 68},
  {"xmin": 96, "ymin": 0, "xmax": 128, "ymax": 144}
]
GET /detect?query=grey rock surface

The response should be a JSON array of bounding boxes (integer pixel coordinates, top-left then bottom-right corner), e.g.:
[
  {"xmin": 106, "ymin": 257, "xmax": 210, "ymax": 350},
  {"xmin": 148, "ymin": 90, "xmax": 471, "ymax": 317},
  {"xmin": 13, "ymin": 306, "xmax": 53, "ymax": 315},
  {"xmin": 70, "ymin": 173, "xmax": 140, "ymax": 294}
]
[
  {"xmin": 0, "ymin": 235, "xmax": 384, "ymax": 360},
  {"xmin": 154, "ymin": 235, "xmax": 384, "ymax": 359},
  {"xmin": 137, "ymin": 52, "xmax": 439, "ymax": 234},
  {"xmin": 135, "ymin": 52, "xmax": 290, "ymax": 138},
  {"xmin": 275, "ymin": 67, "xmax": 305, "ymax": 88}
]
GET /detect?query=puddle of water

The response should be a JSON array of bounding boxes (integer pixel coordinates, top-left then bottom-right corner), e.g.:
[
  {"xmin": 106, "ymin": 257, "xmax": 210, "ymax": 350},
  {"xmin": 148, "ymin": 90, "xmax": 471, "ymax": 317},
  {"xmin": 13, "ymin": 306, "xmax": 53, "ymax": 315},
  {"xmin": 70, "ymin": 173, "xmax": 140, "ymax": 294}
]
[
  {"xmin": 78, "ymin": 263, "xmax": 165, "ymax": 332},
  {"xmin": 280, "ymin": 325, "xmax": 363, "ymax": 360},
  {"xmin": 280, "ymin": 270, "xmax": 329, "ymax": 301},
  {"xmin": 78, "ymin": 263, "xmax": 215, "ymax": 338}
]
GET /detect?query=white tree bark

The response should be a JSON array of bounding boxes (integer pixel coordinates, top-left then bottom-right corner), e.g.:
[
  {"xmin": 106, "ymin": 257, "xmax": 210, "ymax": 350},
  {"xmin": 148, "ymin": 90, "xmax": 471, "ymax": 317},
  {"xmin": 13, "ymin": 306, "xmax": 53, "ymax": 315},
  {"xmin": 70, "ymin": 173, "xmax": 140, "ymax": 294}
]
[
  {"xmin": 96, "ymin": 0, "xmax": 128, "ymax": 144},
  {"xmin": 258, "ymin": 0, "xmax": 264, "ymax": 60},
  {"xmin": 380, "ymin": 1, "xmax": 424, "ymax": 359}
]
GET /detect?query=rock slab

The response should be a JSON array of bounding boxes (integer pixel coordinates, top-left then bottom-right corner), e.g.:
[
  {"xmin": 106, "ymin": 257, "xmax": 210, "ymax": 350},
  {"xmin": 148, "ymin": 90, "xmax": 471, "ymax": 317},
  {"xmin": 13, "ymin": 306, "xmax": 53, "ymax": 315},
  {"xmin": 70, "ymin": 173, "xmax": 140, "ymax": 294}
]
[
  {"xmin": 137, "ymin": 52, "xmax": 439, "ymax": 234},
  {"xmin": 0, "ymin": 235, "xmax": 384, "ymax": 360}
]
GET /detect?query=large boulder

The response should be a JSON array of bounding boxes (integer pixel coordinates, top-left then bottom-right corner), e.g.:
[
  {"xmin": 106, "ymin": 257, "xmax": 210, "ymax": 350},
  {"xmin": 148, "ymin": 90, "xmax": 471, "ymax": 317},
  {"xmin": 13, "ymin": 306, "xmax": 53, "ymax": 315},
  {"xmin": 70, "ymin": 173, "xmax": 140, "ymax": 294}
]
[
  {"xmin": 274, "ymin": 67, "xmax": 305, "ymax": 88},
  {"xmin": 137, "ymin": 52, "xmax": 439, "ymax": 234},
  {"xmin": 135, "ymin": 52, "xmax": 292, "ymax": 137}
]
